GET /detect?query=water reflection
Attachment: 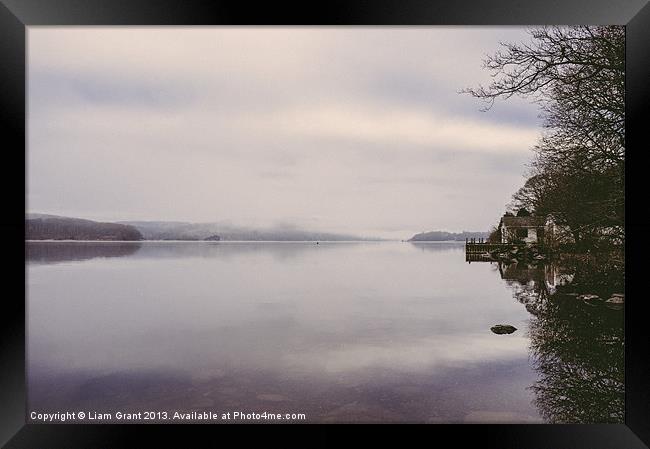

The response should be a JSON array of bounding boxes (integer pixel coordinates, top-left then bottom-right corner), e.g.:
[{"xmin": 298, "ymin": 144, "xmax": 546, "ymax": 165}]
[
  {"xmin": 26, "ymin": 241, "xmax": 142, "ymax": 264},
  {"xmin": 409, "ymin": 242, "xmax": 468, "ymax": 253},
  {"xmin": 26, "ymin": 240, "xmax": 370, "ymax": 263},
  {"xmin": 494, "ymin": 255, "xmax": 624, "ymax": 423},
  {"xmin": 27, "ymin": 241, "xmax": 542, "ymax": 423},
  {"xmin": 28, "ymin": 242, "xmax": 622, "ymax": 423}
]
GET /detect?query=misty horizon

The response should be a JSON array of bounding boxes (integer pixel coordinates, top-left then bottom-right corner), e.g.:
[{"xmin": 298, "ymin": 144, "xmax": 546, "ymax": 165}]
[
  {"xmin": 28, "ymin": 27, "xmax": 541, "ymax": 239},
  {"xmin": 26, "ymin": 212, "xmax": 488, "ymax": 241}
]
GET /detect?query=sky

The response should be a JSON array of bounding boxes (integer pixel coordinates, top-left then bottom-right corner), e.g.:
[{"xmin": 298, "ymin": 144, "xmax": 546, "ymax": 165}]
[{"xmin": 27, "ymin": 27, "xmax": 543, "ymax": 240}]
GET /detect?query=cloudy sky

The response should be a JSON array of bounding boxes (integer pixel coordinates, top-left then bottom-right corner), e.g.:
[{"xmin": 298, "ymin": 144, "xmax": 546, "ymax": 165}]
[{"xmin": 28, "ymin": 27, "xmax": 542, "ymax": 239}]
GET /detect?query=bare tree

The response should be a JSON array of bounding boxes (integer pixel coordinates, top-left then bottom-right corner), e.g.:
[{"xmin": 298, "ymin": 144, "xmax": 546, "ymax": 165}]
[{"xmin": 463, "ymin": 26, "xmax": 624, "ymax": 244}]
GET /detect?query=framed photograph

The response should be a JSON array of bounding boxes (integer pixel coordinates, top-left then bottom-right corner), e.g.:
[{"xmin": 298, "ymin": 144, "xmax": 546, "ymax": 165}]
[{"xmin": 2, "ymin": 0, "xmax": 649, "ymax": 447}]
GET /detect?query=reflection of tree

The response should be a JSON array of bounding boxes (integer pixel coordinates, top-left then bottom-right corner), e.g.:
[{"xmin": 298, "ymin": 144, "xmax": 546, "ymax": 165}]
[
  {"xmin": 528, "ymin": 294, "xmax": 623, "ymax": 423},
  {"xmin": 498, "ymin": 261, "xmax": 550, "ymax": 316},
  {"xmin": 26, "ymin": 242, "xmax": 142, "ymax": 264},
  {"xmin": 498, "ymin": 256, "xmax": 624, "ymax": 423}
]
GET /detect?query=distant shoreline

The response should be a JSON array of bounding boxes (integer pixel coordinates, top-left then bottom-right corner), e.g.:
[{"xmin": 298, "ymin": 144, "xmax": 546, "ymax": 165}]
[{"xmin": 25, "ymin": 239, "xmax": 401, "ymax": 243}]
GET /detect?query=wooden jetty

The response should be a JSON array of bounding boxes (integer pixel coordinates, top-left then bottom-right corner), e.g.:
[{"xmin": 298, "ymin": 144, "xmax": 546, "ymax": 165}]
[{"xmin": 465, "ymin": 238, "xmax": 512, "ymax": 262}]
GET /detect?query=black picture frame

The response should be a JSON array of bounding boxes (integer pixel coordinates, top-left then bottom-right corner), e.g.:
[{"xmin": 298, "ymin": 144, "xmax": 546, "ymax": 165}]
[{"xmin": 2, "ymin": 0, "xmax": 649, "ymax": 447}]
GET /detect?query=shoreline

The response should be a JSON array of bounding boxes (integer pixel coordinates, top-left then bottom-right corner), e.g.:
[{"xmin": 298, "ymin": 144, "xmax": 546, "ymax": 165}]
[{"xmin": 24, "ymin": 239, "xmax": 397, "ymax": 243}]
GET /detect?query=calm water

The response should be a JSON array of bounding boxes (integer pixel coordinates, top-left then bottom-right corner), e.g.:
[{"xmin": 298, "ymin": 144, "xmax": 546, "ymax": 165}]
[{"xmin": 26, "ymin": 241, "xmax": 623, "ymax": 423}]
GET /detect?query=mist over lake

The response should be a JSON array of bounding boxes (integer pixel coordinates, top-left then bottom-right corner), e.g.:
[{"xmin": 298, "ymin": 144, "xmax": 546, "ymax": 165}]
[
  {"xmin": 27, "ymin": 241, "xmax": 621, "ymax": 423},
  {"xmin": 28, "ymin": 241, "xmax": 544, "ymax": 423},
  {"xmin": 25, "ymin": 26, "xmax": 625, "ymax": 426}
]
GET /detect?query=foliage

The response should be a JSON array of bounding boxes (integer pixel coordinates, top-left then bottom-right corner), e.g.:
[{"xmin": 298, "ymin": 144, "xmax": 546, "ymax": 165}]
[
  {"xmin": 408, "ymin": 230, "xmax": 488, "ymax": 241},
  {"xmin": 487, "ymin": 225, "xmax": 501, "ymax": 243},
  {"xmin": 463, "ymin": 26, "xmax": 624, "ymax": 245},
  {"xmin": 26, "ymin": 217, "xmax": 143, "ymax": 241},
  {"xmin": 500, "ymin": 255, "xmax": 624, "ymax": 423}
]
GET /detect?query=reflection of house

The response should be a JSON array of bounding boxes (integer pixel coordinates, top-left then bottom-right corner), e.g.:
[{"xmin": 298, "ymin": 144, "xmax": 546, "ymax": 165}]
[
  {"xmin": 499, "ymin": 215, "xmax": 547, "ymax": 244},
  {"xmin": 497, "ymin": 260, "xmax": 575, "ymax": 295},
  {"xmin": 498, "ymin": 261, "xmax": 544, "ymax": 284},
  {"xmin": 544, "ymin": 263, "xmax": 575, "ymax": 294}
]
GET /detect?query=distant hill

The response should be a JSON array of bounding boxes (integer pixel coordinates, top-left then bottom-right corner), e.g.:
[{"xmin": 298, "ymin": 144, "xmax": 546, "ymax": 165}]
[
  {"xmin": 26, "ymin": 215, "xmax": 143, "ymax": 241},
  {"xmin": 25, "ymin": 214, "xmax": 376, "ymax": 241},
  {"xmin": 119, "ymin": 221, "xmax": 372, "ymax": 241},
  {"xmin": 408, "ymin": 230, "xmax": 488, "ymax": 242}
]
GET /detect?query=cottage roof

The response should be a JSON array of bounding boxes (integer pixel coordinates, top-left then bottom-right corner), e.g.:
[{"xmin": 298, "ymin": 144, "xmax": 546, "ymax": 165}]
[{"xmin": 501, "ymin": 215, "xmax": 546, "ymax": 227}]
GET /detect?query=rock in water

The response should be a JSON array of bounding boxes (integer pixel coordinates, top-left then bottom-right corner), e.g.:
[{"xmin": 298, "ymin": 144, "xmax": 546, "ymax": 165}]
[
  {"xmin": 579, "ymin": 294, "xmax": 602, "ymax": 307},
  {"xmin": 605, "ymin": 295, "xmax": 624, "ymax": 310},
  {"xmin": 491, "ymin": 324, "xmax": 517, "ymax": 335}
]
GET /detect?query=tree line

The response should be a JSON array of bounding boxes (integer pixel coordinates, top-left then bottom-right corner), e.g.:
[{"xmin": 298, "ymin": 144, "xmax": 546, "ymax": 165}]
[
  {"xmin": 26, "ymin": 217, "xmax": 143, "ymax": 241},
  {"xmin": 464, "ymin": 26, "xmax": 624, "ymax": 249}
]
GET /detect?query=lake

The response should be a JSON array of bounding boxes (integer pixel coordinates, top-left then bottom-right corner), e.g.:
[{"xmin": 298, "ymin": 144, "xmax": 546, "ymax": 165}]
[{"xmin": 26, "ymin": 241, "xmax": 623, "ymax": 423}]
